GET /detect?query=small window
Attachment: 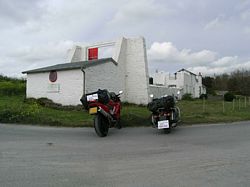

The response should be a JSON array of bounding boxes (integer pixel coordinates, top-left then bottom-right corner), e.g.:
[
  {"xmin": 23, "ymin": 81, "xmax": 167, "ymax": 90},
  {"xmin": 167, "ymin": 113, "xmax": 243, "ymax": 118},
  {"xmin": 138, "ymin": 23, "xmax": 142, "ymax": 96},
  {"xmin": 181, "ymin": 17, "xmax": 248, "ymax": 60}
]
[
  {"xmin": 168, "ymin": 85, "xmax": 176, "ymax": 88},
  {"xmin": 88, "ymin": 48, "xmax": 98, "ymax": 60},
  {"xmin": 49, "ymin": 71, "xmax": 57, "ymax": 82}
]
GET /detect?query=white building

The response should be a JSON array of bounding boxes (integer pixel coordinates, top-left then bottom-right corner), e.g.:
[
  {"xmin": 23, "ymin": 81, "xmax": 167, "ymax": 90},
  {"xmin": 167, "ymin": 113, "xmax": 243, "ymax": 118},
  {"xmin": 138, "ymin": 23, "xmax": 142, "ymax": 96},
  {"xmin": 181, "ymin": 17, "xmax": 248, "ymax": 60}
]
[
  {"xmin": 150, "ymin": 69, "xmax": 206, "ymax": 99},
  {"xmin": 23, "ymin": 37, "xmax": 150, "ymax": 105},
  {"xmin": 23, "ymin": 36, "xmax": 206, "ymax": 106}
]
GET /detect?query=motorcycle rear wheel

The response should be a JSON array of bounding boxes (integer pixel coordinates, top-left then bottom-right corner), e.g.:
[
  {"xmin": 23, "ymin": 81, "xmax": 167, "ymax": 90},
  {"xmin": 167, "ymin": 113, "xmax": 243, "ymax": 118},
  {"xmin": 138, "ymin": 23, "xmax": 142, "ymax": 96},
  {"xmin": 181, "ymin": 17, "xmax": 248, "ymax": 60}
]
[
  {"xmin": 94, "ymin": 114, "xmax": 109, "ymax": 137},
  {"xmin": 116, "ymin": 119, "xmax": 122, "ymax": 129},
  {"xmin": 163, "ymin": 128, "xmax": 171, "ymax": 134},
  {"xmin": 163, "ymin": 123, "xmax": 172, "ymax": 134}
]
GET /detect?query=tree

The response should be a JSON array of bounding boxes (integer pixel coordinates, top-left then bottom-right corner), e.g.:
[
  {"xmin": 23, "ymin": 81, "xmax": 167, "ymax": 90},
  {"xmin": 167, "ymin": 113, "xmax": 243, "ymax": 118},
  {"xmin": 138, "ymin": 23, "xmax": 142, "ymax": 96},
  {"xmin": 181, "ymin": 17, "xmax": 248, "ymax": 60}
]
[
  {"xmin": 202, "ymin": 76, "xmax": 215, "ymax": 94},
  {"xmin": 227, "ymin": 77, "xmax": 240, "ymax": 94}
]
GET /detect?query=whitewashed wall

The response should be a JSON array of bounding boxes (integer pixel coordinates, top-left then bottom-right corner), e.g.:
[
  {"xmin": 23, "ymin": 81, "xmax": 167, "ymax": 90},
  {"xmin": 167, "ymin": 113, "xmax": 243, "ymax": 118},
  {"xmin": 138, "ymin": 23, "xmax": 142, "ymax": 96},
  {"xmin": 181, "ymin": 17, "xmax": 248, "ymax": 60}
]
[
  {"xmin": 26, "ymin": 61, "xmax": 125, "ymax": 105},
  {"xmin": 123, "ymin": 37, "xmax": 150, "ymax": 105},
  {"xmin": 152, "ymin": 72, "xmax": 166, "ymax": 85},
  {"xmin": 27, "ymin": 70, "xmax": 83, "ymax": 105},
  {"xmin": 84, "ymin": 61, "xmax": 125, "ymax": 100}
]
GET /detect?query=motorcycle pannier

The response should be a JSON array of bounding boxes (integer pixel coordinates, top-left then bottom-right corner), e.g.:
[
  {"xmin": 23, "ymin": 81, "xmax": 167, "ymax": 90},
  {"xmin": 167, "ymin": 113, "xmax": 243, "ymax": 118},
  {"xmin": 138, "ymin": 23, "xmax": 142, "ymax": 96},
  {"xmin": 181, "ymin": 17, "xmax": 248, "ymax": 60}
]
[
  {"xmin": 97, "ymin": 89, "xmax": 110, "ymax": 104},
  {"xmin": 80, "ymin": 89, "xmax": 110, "ymax": 109},
  {"xmin": 147, "ymin": 96, "xmax": 175, "ymax": 112}
]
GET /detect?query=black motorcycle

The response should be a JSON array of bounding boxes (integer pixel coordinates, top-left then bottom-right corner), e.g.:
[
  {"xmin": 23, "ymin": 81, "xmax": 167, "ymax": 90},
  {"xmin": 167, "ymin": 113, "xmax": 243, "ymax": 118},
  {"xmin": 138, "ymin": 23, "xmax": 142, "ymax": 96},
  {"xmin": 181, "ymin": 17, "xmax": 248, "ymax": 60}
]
[{"xmin": 148, "ymin": 95, "xmax": 181, "ymax": 133}]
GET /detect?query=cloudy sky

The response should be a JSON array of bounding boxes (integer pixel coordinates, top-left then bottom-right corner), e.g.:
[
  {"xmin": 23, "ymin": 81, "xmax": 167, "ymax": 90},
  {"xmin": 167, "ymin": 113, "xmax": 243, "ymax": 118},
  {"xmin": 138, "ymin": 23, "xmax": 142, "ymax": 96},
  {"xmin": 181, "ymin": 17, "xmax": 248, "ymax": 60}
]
[{"xmin": 0, "ymin": 0, "xmax": 250, "ymax": 77}]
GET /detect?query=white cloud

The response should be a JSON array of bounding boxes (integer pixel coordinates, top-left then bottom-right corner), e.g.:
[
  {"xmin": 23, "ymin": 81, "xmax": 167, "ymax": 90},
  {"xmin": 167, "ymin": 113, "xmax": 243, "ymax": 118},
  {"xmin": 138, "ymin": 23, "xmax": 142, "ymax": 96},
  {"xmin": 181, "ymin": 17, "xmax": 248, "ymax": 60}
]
[
  {"xmin": 187, "ymin": 66, "xmax": 228, "ymax": 76},
  {"xmin": 211, "ymin": 56, "xmax": 238, "ymax": 67},
  {"xmin": 241, "ymin": 9, "xmax": 250, "ymax": 20},
  {"xmin": 204, "ymin": 15, "xmax": 224, "ymax": 30},
  {"xmin": 148, "ymin": 41, "xmax": 250, "ymax": 76},
  {"xmin": 8, "ymin": 40, "xmax": 74, "ymax": 62},
  {"xmin": 108, "ymin": 0, "xmax": 169, "ymax": 26},
  {"xmin": 244, "ymin": 26, "xmax": 250, "ymax": 34},
  {"xmin": 241, "ymin": 9, "xmax": 250, "ymax": 35},
  {"xmin": 0, "ymin": 0, "xmax": 43, "ymax": 25},
  {"xmin": 0, "ymin": 40, "xmax": 75, "ymax": 77},
  {"xmin": 148, "ymin": 42, "xmax": 217, "ymax": 65},
  {"xmin": 187, "ymin": 61, "xmax": 250, "ymax": 76},
  {"xmin": 237, "ymin": 0, "xmax": 250, "ymax": 11},
  {"xmin": 188, "ymin": 57, "xmax": 250, "ymax": 76}
]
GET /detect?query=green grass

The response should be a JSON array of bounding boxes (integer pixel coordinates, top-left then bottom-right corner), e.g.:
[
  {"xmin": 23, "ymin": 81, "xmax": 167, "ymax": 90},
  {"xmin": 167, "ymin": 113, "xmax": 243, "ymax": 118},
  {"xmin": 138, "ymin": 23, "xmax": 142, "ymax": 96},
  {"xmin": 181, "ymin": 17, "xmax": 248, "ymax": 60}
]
[
  {"xmin": 0, "ymin": 95, "xmax": 92, "ymax": 127},
  {"xmin": 178, "ymin": 99, "xmax": 250, "ymax": 124},
  {"xmin": 121, "ymin": 104, "xmax": 151, "ymax": 127},
  {"xmin": 1, "ymin": 95, "xmax": 250, "ymax": 127}
]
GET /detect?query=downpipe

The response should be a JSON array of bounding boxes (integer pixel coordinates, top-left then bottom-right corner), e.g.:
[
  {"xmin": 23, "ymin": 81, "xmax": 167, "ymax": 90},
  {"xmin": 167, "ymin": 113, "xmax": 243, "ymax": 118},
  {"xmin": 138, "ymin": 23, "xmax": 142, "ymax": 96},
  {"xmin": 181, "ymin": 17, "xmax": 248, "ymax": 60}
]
[{"xmin": 81, "ymin": 67, "xmax": 86, "ymax": 95}]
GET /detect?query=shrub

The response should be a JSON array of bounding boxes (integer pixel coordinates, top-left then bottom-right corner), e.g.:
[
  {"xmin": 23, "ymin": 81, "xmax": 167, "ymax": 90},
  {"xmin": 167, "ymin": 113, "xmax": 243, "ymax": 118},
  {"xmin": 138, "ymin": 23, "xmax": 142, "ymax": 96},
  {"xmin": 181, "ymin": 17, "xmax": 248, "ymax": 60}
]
[
  {"xmin": 0, "ymin": 74, "xmax": 25, "ymax": 83},
  {"xmin": 182, "ymin": 93, "xmax": 193, "ymax": 101},
  {"xmin": 0, "ymin": 81, "xmax": 25, "ymax": 95},
  {"xmin": 24, "ymin": 97, "xmax": 83, "ymax": 111},
  {"xmin": 224, "ymin": 92, "xmax": 236, "ymax": 102},
  {"xmin": 0, "ymin": 103, "xmax": 40, "ymax": 123},
  {"xmin": 37, "ymin": 97, "xmax": 61, "ymax": 108}
]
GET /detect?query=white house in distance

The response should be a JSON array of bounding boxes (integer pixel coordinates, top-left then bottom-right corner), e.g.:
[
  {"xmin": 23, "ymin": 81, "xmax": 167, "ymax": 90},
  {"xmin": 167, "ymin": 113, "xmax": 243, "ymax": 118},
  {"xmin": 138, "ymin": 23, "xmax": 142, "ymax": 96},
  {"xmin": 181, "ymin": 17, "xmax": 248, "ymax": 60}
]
[
  {"xmin": 23, "ymin": 37, "xmax": 150, "ymax": 105},
  {"xmin": 150, "ymin": 69, "xmax": 206, "ymax": 99}
]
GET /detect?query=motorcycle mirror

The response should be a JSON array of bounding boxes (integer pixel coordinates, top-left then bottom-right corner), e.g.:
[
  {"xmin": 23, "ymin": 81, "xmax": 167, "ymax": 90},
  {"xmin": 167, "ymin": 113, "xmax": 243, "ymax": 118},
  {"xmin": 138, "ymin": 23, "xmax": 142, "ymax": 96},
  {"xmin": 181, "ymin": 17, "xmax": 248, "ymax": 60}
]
[
  {"xmin": 149, "ymin": 94, "xmax": 154, "ymax": 98},
  {"xmin": 118, "ymin": 90, "xmax": 123, "ymax": 94},
  {"xmin": 177, "ymin": 90, "xmax": 180, "ymax": 95}
]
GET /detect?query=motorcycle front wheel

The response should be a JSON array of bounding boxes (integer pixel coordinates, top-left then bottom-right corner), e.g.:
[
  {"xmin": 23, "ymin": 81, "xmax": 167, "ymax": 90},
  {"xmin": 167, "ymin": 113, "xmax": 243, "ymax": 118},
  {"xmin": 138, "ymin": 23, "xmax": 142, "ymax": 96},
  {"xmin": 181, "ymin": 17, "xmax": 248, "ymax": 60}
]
[{"xmin": 94, "ymin": 113, "xmax": 109, "ymax": 137}]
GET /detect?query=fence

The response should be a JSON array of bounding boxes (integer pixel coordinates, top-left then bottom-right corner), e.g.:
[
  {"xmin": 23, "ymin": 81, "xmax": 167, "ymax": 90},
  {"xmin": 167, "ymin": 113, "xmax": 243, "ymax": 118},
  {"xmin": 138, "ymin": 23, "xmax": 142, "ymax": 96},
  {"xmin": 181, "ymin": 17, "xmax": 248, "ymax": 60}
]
[{"xmin": 202, "ymin": 96, "xmax": 249, "ymax": 113}]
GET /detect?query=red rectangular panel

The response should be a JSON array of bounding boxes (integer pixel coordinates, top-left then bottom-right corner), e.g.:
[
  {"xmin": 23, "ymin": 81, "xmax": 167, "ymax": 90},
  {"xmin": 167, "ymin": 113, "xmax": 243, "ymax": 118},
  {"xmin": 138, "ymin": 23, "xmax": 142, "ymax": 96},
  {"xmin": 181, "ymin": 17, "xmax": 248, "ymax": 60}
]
[{"xmin": 88, "ymin": 48, "xmax": 98, "ymax": 60}]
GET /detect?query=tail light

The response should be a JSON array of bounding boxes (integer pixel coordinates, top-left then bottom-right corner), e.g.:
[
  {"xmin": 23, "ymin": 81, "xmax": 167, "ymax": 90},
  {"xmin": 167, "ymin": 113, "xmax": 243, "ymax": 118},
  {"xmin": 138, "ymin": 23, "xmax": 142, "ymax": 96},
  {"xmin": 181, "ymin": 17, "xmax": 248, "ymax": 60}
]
[{"xmin": 165, "ymin": 112, "xmax": 171, "ymax": 116}]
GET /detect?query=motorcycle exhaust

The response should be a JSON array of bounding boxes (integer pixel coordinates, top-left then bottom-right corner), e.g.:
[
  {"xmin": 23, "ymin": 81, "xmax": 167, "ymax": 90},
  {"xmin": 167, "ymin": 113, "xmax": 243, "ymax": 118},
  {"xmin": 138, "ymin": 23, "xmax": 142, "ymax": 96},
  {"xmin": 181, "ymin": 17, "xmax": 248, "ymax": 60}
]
[{"xmin": 98, "ymin": 107, "xmax": 114, "ymax": 122}]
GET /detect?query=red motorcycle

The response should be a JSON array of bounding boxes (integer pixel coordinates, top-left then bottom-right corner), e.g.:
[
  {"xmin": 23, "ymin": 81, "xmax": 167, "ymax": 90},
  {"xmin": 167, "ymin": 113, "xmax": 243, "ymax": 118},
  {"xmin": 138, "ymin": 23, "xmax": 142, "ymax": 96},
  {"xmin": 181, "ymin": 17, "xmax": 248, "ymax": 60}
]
[{"xmin": 80, "ymin": 89, "xmax": 123, "ymax": 137}]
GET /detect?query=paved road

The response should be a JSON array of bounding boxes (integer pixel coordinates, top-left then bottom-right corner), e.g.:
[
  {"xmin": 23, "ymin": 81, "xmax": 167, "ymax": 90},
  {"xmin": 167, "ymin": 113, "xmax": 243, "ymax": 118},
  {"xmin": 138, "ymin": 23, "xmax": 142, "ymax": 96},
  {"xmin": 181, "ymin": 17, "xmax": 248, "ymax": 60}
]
[{"xmin": 0, "ymin": 122, "xmax": 250, "ymax": 187}]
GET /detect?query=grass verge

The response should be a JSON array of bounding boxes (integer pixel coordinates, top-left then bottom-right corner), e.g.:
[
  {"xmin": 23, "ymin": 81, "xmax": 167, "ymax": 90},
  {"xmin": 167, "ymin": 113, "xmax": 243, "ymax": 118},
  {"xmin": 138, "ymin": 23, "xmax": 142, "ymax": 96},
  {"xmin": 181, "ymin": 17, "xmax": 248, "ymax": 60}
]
[
  {"xmin": 1, "ymin": 95, "xmax": 250, "ymax": 127},
  {"xmin": 0, "ymin": 95, "xmax": 92, "ymax": 127}
]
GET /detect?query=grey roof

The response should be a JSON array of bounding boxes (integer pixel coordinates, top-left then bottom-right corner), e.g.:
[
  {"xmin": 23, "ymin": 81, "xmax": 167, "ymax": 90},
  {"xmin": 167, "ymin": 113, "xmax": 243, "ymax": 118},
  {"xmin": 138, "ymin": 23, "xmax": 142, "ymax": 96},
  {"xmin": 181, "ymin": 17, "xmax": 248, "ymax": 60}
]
[
  {"xmin": 176, "ymin": 68, "xmax": 197, "ymax": 76},
  {"xmin": 22, "ymin": 58, "xmax": 117, "ymax": 74}
]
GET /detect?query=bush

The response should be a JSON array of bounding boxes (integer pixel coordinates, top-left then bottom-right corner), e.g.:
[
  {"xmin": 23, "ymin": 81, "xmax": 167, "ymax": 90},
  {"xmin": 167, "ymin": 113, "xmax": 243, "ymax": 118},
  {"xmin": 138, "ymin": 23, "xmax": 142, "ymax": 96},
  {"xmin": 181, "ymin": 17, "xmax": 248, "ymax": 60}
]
[
  {"xmin": 182, "ymin": 93, "xmax": 193, "ymax": 101},
  {"xmin": 224, "ymin": 92, "xmax": 236, "ymax": 102},
  {"xmin": 24, "ymin": 97, "xmax": 83, "ymax": 111},
  {"xmin": 0, "ymin": 81, "xmax": 26, "ymax": 95},
  {"xmin": 199, "ymin": 94, "xmax": 208, "ymax": 100},
  {"xmin": 0, "ymin": 74, "xmax": 25, "ymax": 83},
  {"xmin": 0, "ymin": 103, "xmax": 40, "ymax": 123}
]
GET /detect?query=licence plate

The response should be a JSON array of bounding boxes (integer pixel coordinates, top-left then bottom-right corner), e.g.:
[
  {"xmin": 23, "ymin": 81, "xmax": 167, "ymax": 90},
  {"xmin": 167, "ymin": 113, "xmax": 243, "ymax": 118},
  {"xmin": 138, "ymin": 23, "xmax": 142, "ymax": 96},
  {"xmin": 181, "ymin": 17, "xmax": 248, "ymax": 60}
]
[
  {"xmin": 158, "ymin": 120, "xmax": 169, "ymax": 129},
  {"xmin": 87, "ymin": 94, "xmax": 98, "ymax": 102},
  {"xmin": 89, "ymin": 107, "xmax": 98, "ymax": 114}
]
